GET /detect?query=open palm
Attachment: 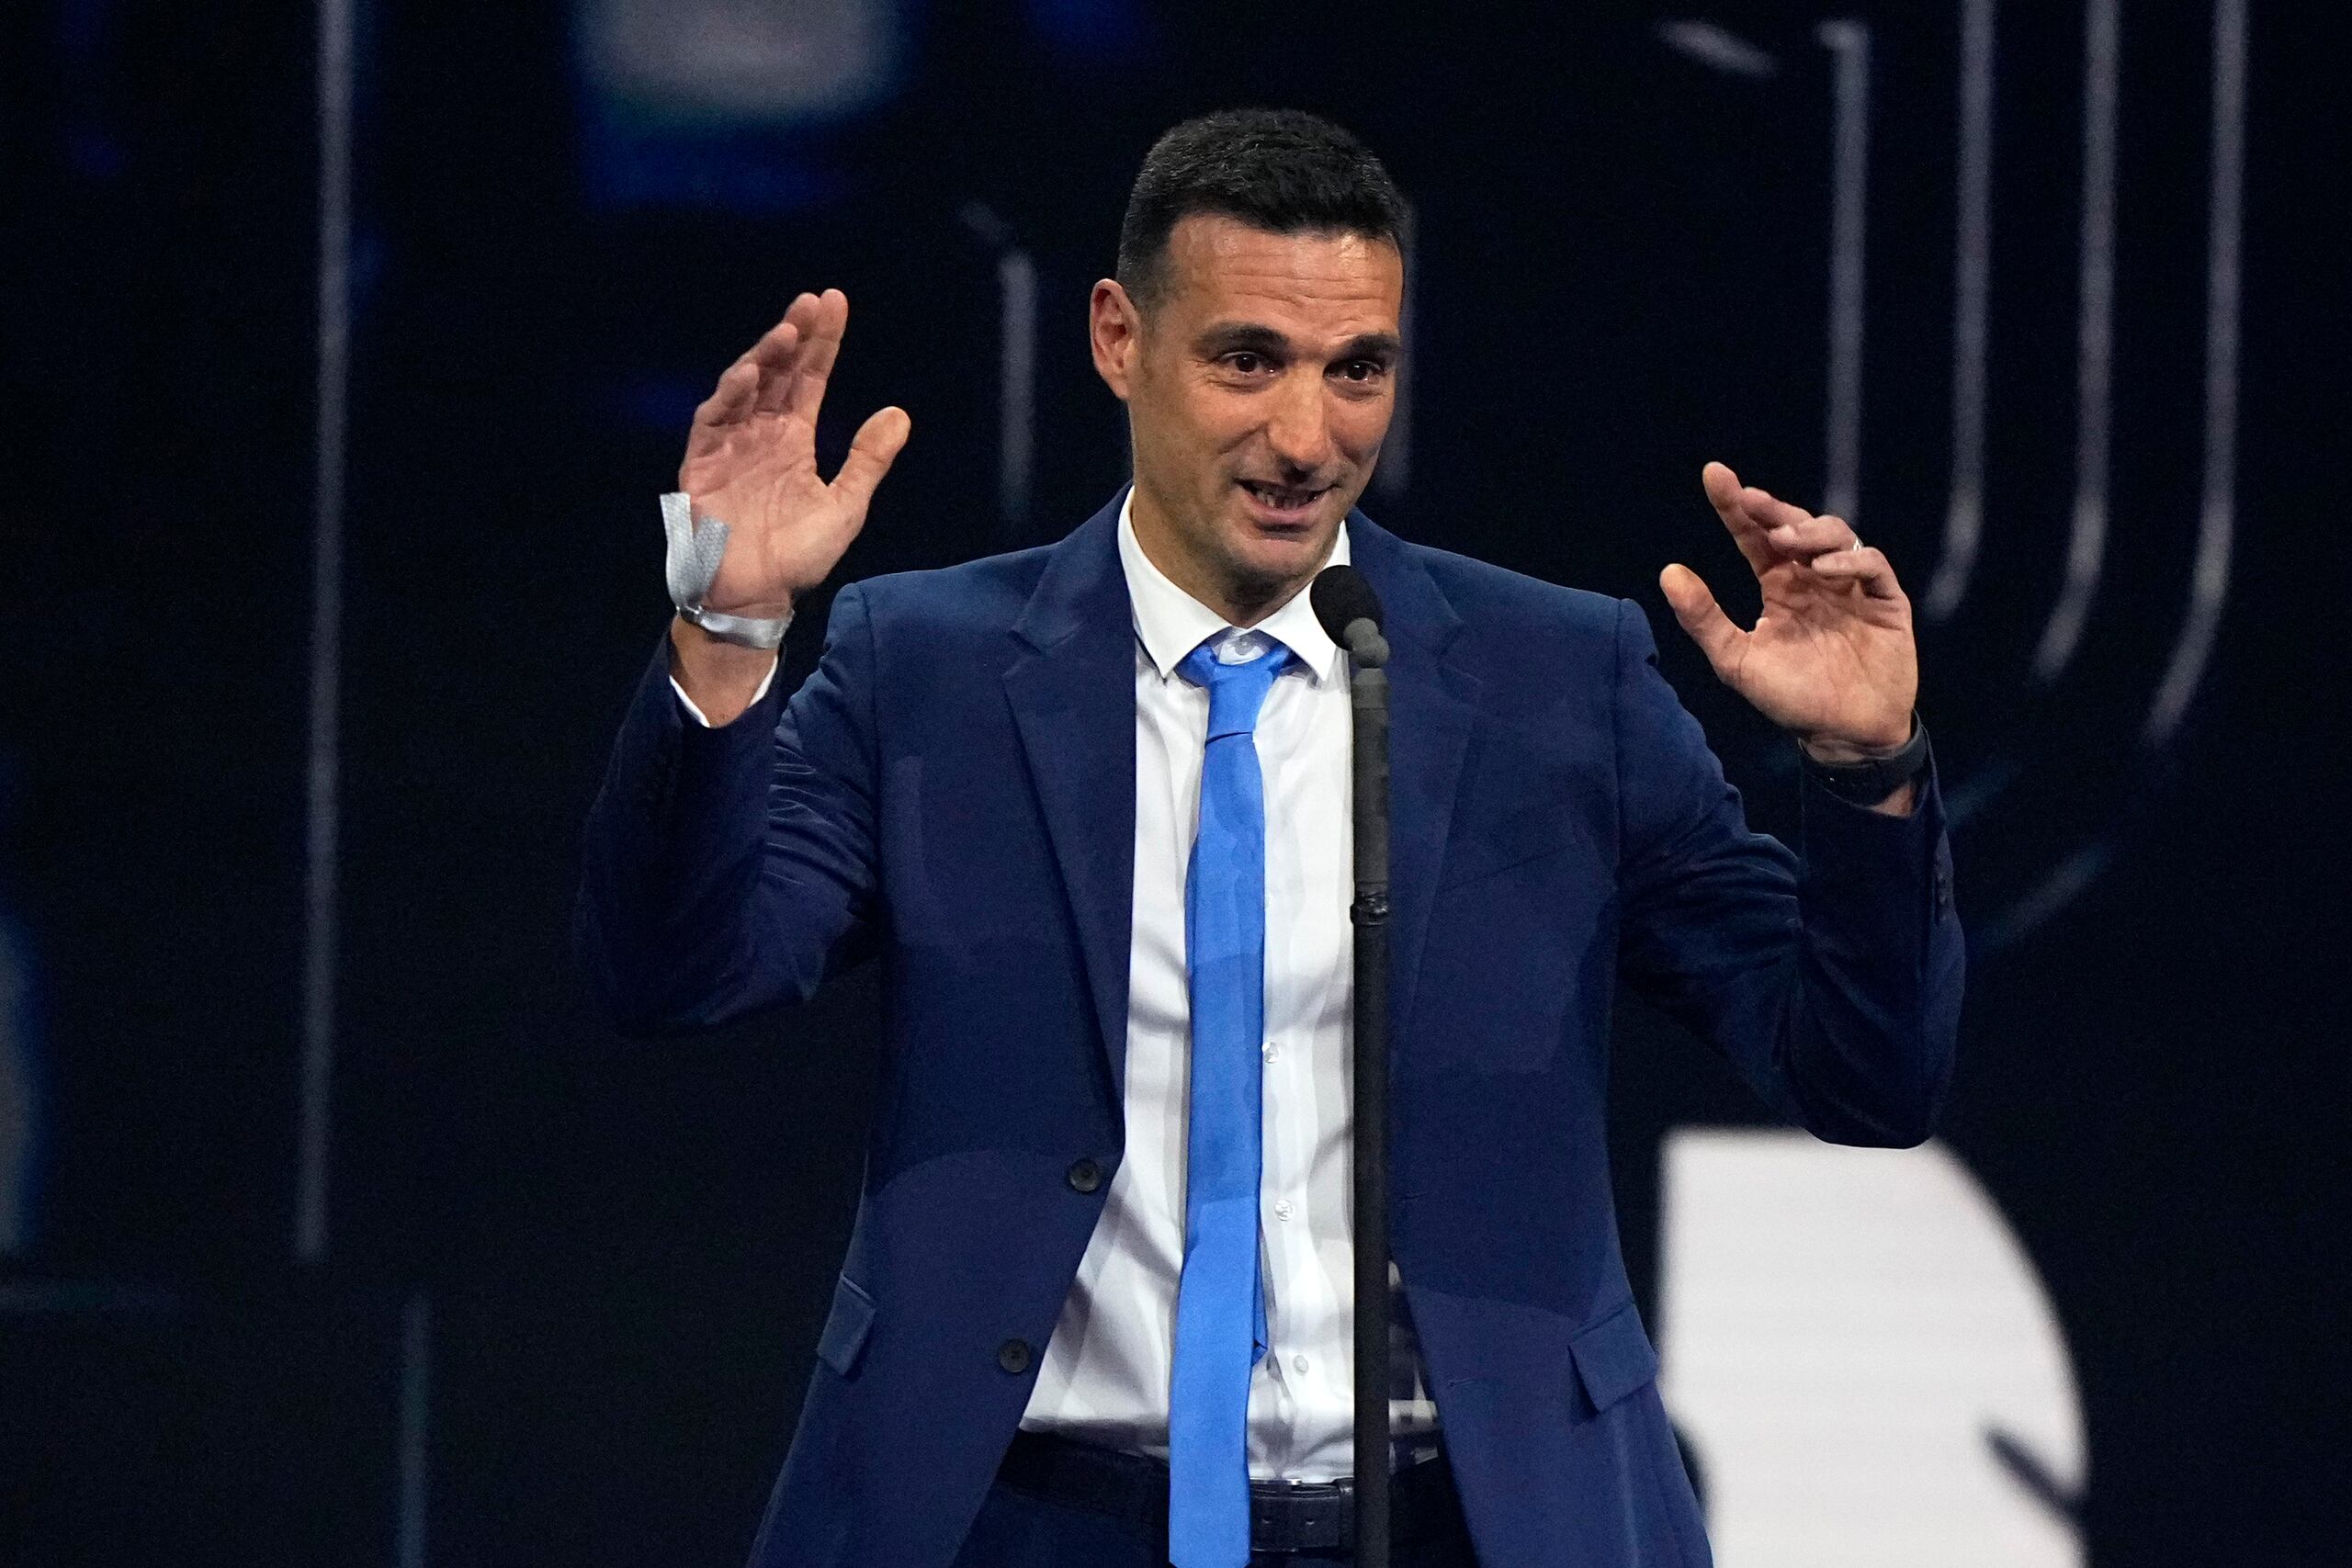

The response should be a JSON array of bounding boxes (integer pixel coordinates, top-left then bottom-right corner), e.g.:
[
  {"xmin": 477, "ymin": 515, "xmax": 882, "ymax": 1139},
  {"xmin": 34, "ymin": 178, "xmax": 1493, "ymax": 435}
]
[
  {"xmin": 679, "ymin": 288, "xmax": 910, "ymax": 619},
  {"xmin": 1659, "ymin": 462, "xmax": 1917, "ymax": 757}
]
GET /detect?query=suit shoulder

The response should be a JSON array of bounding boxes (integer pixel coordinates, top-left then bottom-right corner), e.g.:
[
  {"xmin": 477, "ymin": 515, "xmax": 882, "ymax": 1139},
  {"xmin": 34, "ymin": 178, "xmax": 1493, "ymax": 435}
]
[
  {"xmin": 1404, "ymin": 540, "xmax": 1629, "ymax": 642},
  {"xmin": 840, "ymin": 542, "xmax": 1057, "ymax": 640}
]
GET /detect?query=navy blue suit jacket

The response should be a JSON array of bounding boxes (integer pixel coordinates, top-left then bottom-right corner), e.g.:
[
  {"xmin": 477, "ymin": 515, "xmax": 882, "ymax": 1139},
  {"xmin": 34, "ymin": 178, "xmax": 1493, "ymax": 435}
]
[{"xmin": 578, "ymin": 494, "xmax": 1964, "ymax": 1567}]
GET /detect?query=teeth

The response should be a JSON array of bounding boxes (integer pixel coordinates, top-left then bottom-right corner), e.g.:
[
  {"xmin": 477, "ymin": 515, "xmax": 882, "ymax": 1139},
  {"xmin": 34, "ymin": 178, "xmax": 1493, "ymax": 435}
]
[{"xmin": 1243, "ymin": 481, "xmax": 1319, "ymax": 509}]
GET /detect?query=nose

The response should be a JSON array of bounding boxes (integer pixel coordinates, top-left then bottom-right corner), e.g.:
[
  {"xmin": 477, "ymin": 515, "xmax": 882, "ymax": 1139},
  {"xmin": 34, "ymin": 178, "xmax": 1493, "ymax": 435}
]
[{"xmin": 1263, "ymin": 370, "xmax": 1336, "ymax": 478}]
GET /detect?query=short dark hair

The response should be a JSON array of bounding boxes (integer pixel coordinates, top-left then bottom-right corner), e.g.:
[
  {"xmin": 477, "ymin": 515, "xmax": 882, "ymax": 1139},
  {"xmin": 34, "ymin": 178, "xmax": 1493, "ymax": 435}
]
[{"xmin": 1116, "ymin": 109, "xmax": 1408, "ymax": 308}]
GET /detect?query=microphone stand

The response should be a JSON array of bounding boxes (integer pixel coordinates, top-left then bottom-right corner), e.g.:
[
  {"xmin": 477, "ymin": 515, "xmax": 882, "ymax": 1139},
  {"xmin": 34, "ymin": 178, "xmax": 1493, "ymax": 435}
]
[{"xmin": 1344, "ymin": 621, "xmax": 1392, "ymax": 1568}]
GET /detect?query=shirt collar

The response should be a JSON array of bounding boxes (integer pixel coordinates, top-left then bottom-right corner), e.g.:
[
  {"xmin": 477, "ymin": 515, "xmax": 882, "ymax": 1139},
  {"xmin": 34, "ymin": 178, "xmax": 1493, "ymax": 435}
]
[{"xmin": 1115, "ymin": 487, "xmax": 1350, "ymax": 685}]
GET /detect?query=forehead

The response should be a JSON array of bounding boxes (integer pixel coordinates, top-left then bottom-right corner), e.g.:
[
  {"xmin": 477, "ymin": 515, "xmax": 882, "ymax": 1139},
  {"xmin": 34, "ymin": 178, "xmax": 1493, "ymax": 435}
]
[{"xmin": 1157, "ymin": 214, "xmax": 1403, "ymax": 338}]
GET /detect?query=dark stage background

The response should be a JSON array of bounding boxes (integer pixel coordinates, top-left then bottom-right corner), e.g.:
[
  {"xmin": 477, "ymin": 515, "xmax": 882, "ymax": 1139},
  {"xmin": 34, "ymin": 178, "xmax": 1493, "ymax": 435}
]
[{"xmin": 2, "ymin": 1, "xmax": 2343, "ymax": 1563}]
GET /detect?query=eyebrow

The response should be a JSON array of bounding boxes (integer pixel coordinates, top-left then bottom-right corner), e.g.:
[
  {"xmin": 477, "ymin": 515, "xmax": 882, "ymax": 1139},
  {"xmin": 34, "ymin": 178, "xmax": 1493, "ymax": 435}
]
[
  {"xmin": 1195, "ymin": 322, "xmax": 1291, "ymax": 358},
  {"xmin": 1193, "ymin": 322, "xmax": 1403, "ymax": 364}
]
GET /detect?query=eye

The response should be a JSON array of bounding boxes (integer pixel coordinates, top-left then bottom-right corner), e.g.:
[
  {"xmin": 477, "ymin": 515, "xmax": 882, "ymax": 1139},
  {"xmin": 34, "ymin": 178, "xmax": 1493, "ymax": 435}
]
[
  {"xmin": 1224, "ymin": 351, "xmax": 1269, "ymax": 375},
  {"xmin": 1332, "ymin": 359, "xmax": 1388, "ymax": 385}
]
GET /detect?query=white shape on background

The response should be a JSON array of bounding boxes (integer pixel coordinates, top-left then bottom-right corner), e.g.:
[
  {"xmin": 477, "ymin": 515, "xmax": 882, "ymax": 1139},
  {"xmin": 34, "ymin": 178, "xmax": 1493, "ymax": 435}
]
[{"xmin": 1657, "ymin": 1129, "xmax": 2085, "ymax": 1566}]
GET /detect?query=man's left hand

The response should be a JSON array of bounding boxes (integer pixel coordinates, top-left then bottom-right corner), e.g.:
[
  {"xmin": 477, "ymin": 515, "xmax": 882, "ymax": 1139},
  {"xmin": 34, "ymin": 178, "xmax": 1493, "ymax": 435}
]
[{"xmin": 1660, "ymin": 461, "xmax": 1919, "ymax": 767}]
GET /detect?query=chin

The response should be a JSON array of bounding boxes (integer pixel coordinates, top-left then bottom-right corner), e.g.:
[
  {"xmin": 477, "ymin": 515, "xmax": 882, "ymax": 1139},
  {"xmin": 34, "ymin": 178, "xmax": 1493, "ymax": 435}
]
[{"xmin": 1223, "ymin": 515, "xmax": 1339, "ymax": 592}]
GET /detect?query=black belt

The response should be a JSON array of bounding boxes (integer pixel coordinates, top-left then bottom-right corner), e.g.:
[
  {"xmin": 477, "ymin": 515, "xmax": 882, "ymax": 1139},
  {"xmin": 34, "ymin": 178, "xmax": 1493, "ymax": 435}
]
[{"xmin": 996, "ymin": 1429, "xmax": 1461, "ymax": 1555}]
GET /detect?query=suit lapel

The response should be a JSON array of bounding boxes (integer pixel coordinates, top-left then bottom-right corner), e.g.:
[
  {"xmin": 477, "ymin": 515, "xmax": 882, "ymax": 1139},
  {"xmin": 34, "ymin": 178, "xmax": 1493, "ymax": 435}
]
[
  {"xmin": 996, "ymin": 503, "xmax": 1476, "ymax": 1099},
  {"xmin": 1349, "ymin": 516, "xmax": 1481, "ymax": 1043},
  {"xmin": 1003, "ymin": 499, "xmax": 1138, "ymax": 1101}
]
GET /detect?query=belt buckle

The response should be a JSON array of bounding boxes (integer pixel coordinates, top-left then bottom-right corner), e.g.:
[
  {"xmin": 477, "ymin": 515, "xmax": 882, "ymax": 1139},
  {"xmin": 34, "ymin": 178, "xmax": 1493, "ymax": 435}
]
[{"xmin": 1249, "ymin": 1476, "xmax": 1353, "ymax": 1554}]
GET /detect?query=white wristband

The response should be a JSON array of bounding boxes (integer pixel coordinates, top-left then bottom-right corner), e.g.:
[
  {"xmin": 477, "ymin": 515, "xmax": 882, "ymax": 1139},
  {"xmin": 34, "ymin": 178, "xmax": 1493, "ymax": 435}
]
[{"xmin": 662, "ymin": 491, "xmax": 791, "ymax": 649}]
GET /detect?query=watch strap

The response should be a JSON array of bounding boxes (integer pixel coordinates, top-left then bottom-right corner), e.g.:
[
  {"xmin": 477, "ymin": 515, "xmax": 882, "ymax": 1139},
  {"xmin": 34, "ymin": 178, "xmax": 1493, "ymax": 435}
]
[
  {"xmin": 661, "ymin": 491, "xmax": 790, "ymax": 650},
  {"xmin": 1800, "ymin": 714, "xmax": 1931, "ymax": 807},
  {"xmin": 676, "ymin": 604, "xmax": 789, "ymax": 649}
]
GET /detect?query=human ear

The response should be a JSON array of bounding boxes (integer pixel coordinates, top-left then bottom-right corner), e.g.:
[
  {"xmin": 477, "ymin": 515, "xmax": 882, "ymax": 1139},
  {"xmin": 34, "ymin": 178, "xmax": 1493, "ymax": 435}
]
[{"xmin": 1089, "ymin": 278, "xmax": 1141, "ymax": 402}]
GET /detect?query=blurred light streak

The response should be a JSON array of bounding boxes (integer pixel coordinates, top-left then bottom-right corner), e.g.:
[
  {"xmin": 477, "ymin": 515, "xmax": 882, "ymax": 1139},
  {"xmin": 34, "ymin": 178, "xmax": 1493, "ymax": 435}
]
[
  {"xmin": 1817, "ymin": 20, "xmax": 1870, "ymax": 524},
  {"xmin": 2034, "ymin": 0, "xmax": 2120, "ymax": 681},
  {"xmin": 2144, "ymin": 0, "xmax": 2244, "ymax": 745},
  {"xmin": 961, "ymin": 204, "xmax": 1039, "ymax": 531},
  {"xmin": 1926, "ymin": 0, "xmax": 1998, "ymax": 624},
  {"xmin": 398, "ymin": 1292, "xmax": 433, "ymax": 1568},
  {"xmin": 1373, "ymin": 231, "xmax": 1414, "ymax": 500},
  {"xmin": 1657, "ymin": 20, "xmax": 1781, "ymax": 78},
  {"xmin": 575, "ymin": 0, "xmax": 901, "ymax": 123},
  {"xmin": 998, "ymin": 252, "xmax": 1037, "ymax": 525},
  {"xmin": 298, "ymin": 0, "xmax": 355, "ymax": 1266}
]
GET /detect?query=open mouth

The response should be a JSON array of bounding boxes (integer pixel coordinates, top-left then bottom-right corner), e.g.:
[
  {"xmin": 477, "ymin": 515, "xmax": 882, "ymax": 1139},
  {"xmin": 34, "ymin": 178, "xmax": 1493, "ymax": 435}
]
[{"xmin": 1236, "ymin": 479, "xmax": 1331, "ymax": 524}]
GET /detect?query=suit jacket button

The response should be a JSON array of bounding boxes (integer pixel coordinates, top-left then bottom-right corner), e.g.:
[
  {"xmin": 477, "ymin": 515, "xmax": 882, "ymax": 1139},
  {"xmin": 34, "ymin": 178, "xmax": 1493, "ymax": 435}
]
[
  {"xmin": 998, "ymin": 1338, "xmax": 1033, "ymax": 1375},
  {"xmin": 1066, "ymin": 1158, "xmax": 1102, "ymax": 1194}
]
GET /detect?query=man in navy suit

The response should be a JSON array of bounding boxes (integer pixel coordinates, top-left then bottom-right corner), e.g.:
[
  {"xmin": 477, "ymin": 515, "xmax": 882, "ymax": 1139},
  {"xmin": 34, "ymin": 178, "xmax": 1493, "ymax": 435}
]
[{"xmin": 581, "ymin": 110, "xmax": 1962, "ymax": 1567}]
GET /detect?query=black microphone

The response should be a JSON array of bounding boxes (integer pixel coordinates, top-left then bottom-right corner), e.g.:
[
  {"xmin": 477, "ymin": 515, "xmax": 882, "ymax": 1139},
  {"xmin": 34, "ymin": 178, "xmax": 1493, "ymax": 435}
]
[
  {"xmin": 1314, "ymin": 559, "xmax": 1395, "ymax": 1562},
  {"xmin": 1311, "ymin": 565, "xmax": 1389, "ymax": 668}
]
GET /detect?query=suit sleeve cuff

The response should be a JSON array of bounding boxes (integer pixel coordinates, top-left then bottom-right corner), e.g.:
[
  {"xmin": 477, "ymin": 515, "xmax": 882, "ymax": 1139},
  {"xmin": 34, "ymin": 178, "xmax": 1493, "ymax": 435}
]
[
  {"xmin": 1799, "ymin": 739, "xmax": 1957, "ymax": 930},
  {"xmin": 671, "ymin": 661, "xmax": 778, "ymax": 728}
]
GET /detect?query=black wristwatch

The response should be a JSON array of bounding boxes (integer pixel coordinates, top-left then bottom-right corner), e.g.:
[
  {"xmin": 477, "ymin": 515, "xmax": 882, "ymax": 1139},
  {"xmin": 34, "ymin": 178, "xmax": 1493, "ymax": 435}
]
[{"xmin": 1799, "ymin": 714, "xmax": 1931, "ymax": 807}]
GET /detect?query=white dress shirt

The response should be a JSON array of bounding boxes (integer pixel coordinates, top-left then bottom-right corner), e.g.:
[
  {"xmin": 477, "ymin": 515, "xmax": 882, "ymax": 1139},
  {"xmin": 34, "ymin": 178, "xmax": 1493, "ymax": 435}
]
[
  {"xmin": 1016, "ymin": 492, "xmax": 1436, "ymax": 1481},
  {"xmin": 673, "ymin": 493, "xmax": 1435, "ymax": 1480}
]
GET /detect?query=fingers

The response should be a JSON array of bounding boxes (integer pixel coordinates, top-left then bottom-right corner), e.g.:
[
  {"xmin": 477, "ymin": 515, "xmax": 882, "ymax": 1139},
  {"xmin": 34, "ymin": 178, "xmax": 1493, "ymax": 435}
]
[
  {"xmin": 1703, "ymin": 461, "xmax": 1885, "ymax": 582},
  {"xmin": 1702, "ymin": 461, "xmax": 1778, "ymax": 575},
  {"xmin": 738, "ymin": 306, "xmax": 804, "ymax": 384},
  {"xmin": 1806, "ymin": 545, "xmax": 1907, "ymax": 601},
  {"xmin": 1734, "ymin": 485, "xmax": 1815, "ymax": 537},
  {"xmin": 734, "ymin": 288, "xmax": 848, "ymax": 423},
  {"xmin": 693, "ymin": 285, "xmax": 848, "ymax": 436},
  {"xmin": 1763, "ymin": 513, "xmax": 1861, "ymax": 559},
  {"xmin": 752, "ymin": 292, "xmax": 824, "ymax": 414},
  {"xmin": 786, "ymin": 288, "xmax": 849, "ymax": 423},
  {"xmin": 1700, "ymin": 460, "xmax": 1744, "ymax": 514},
  {"xmin": 685, "ymin": 359, "xmax": 763, "ymax": 457},
  {"xmin": 1658, "ymin": 563, "xmax": 1746, "ymax": 679},
  {"xmin": 830, "ymin": 405, "xmax": 912, "ymax": 514},
  {"xmin": 693, "ymin": 303, "xmax": 803, "ymax": 442}
]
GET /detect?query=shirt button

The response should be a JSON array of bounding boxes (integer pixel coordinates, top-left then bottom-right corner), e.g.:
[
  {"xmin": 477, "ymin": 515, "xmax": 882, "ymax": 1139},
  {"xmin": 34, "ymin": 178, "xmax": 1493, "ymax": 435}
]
[
  {"xmin": 1262, "ymin": 1041, "xmax": 1279, "ymax": 1063},
  {"xmin": 1292, "ymin": 1354, "xmax": 1310, "ymax": 1375},
  {"xmin": 1272, "ymin": 1199, "xmax": 1294, "ymax": 1221},
  {"xmin": 1066, "ymin": 1158, "xmax": 1102, "ymax": 1194},
  {"xmin": 998, "ymin": 1338, "xmax": 1033, "ymax": 1375}
]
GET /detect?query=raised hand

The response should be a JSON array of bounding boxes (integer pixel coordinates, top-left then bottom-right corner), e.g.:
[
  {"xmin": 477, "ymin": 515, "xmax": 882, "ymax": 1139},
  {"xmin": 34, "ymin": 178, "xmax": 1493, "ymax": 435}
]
[
  {"xmin": 678, "ymin": 288, "xmax": 911, "ymax": 620},
  {"xmin": 1659, "ymin": 461, "xmax": 1918, "ymax": 761}
]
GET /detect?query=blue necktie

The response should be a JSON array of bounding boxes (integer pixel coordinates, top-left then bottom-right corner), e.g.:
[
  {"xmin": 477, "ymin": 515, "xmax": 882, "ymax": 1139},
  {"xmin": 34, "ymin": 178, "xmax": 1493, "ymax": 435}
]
[{"xmin": 1169, "ymin": 636, "xmax": 1291, "ymax": 1568}]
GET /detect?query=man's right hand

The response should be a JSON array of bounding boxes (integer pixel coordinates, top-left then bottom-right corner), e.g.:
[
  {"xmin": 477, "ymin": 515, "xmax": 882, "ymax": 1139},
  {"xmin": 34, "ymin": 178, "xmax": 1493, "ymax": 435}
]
[{"xmin": 669, "ymin": 288, "xmax": 910, "ymax": 724}]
